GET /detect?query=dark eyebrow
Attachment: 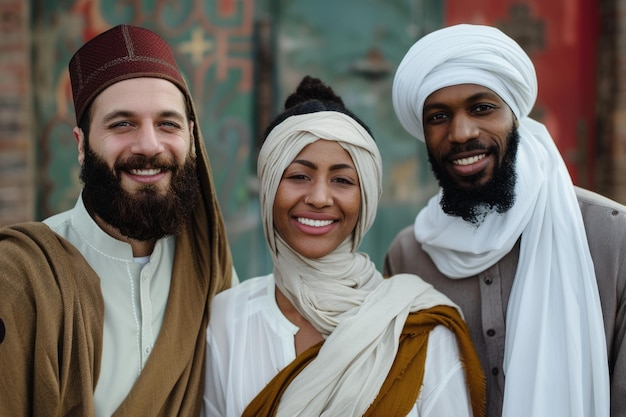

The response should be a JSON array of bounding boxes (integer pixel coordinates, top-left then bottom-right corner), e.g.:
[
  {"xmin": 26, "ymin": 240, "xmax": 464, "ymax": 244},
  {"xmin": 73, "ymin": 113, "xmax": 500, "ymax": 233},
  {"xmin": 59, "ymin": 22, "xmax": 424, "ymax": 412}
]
[
  {"xmin": 291, "ymin": 159, "xmax": 356, "ymax": 171},
  {"xmin": 465, "ymin": 91, "xmax": 501, "ymax": 103},
  {"xmin": 101, "ymin": 109, "xmax": 187, "ymax": 124},
  {"xmin": 423, "ymin": 90, "xmax": 502, "ymax": 114},
  {"xmin": 423, "ymin": 102, "xmax": 446, "ymax": 115},
  {"xmin": 102, "ymin": 110, "xmax": 134, "ymax": 124}
]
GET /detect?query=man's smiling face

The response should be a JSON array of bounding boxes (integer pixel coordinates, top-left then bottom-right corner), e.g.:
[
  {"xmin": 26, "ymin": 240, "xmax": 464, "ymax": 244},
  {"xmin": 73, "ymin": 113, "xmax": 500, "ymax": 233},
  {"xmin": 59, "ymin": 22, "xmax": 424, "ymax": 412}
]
[{"xmin": 423, "ymin": 83, "xmax": 520, "ymax": 225}]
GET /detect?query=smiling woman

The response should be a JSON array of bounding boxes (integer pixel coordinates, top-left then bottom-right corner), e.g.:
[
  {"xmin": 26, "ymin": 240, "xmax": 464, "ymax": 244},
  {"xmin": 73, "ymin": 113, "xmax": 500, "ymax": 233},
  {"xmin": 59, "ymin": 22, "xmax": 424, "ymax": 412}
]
[
  {"xmin": 202, "ymin": 76, "xmax": 486, "ymax": 417},
  {"xmin": 273, "ymin": 139, "xmax": 361, "ymax": 259}
]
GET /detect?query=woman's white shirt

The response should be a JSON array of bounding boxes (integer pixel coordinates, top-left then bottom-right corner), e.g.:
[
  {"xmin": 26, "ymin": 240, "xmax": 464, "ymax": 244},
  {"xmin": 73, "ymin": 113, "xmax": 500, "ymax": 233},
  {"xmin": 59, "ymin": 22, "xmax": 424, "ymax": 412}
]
[{"xmin": 203, "ymin": 274, "xmax": 473, "ymax": 417}]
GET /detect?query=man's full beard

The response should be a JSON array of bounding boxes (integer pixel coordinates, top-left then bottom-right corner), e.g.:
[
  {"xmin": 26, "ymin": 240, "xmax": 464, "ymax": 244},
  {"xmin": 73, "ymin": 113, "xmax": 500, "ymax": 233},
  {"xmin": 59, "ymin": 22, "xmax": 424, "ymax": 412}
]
[
  {"xmin": 428, "ymin": 126, "xmax": 520, "ymax": 226},
  {"xmin": 80, "ymin": 143, "xmax": 200, "ymax": 241}
]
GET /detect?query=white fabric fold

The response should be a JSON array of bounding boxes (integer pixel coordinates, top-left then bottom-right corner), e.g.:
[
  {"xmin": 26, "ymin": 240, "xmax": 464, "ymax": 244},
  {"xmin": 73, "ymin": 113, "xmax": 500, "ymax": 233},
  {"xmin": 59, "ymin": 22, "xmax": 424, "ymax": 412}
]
[
  {"xmin": 393, "ymin": 23, "xmax": 609, "ymax": 417},
  {"xmin": 257, "ymin": 111, "xmax": 458, "ymax": 416}
]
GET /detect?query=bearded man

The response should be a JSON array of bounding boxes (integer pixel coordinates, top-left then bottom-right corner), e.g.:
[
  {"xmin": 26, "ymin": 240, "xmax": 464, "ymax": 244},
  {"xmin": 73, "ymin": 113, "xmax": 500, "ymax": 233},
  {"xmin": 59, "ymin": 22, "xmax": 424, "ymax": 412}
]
[
  {"xmin": 385, "ymin": 24, "xmax": 626, "ymax": 417},
  {"xmin": 0, "ymin": 25, "xmax": 234, "ymax": 416}
]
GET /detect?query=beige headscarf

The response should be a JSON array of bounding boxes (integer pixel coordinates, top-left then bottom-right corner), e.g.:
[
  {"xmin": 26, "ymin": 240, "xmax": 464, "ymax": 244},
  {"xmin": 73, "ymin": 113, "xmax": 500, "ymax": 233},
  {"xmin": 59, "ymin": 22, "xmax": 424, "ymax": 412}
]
[
  {"xmin": 393, "ymin": 24, "xmax": 609, "ymax": 417},
  {"xmin": 257, "ymin": 111, "xmax": 457, "ymax": 416}
]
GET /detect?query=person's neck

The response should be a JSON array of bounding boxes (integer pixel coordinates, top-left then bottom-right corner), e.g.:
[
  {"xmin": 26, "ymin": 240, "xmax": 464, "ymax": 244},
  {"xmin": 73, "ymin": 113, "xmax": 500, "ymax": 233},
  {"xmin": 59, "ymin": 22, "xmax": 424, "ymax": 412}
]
[
  {"xmin": 275, "ymin": 286, "xmax": 324, "ymax": 355},
  {"xmin": 93, "ymin": 215, "xmax": 156, "ymax": 257}
]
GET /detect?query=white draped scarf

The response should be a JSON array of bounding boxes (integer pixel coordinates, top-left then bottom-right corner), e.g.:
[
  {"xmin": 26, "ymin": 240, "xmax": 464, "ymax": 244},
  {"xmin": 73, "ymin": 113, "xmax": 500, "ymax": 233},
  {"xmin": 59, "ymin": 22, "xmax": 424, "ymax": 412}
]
[
  {"xmin": 392, "ymin": 24, "xmax": 609, "ymax": 417},
  {"xmin": 257, "ymin": 111, "xmax": 457, "ymax": 416}
]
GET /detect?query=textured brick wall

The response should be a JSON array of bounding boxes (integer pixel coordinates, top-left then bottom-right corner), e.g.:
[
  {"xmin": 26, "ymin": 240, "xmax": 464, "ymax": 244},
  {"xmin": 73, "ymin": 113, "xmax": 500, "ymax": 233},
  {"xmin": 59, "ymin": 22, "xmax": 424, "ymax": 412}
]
[{"xmin": 0, "ymin": 0, "xmax": 33, "ymax": 226}]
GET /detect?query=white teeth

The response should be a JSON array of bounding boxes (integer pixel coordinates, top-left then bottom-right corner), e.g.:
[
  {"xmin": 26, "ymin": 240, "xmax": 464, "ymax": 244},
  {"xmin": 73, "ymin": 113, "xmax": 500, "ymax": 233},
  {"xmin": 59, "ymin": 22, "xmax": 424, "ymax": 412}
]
[
  {"xmin": 453, "ymin": 154, "xmax": 485, "ymax": 166},
  {"xmin": 297, "ymin": 218, "xmax": 333, "ymax": 227},
  {"xmin": 130, "ymin": 168, "xmax": 161, "ymax": 176}
]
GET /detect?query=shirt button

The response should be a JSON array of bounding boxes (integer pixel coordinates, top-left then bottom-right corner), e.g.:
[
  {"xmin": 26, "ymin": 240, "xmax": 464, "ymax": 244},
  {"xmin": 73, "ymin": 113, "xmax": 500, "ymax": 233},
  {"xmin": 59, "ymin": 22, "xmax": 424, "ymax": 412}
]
[
  {"xmin": 145, "ymin": 346, "xmax": 151, "ymax": 354},
  {"xmin": 484, "ymin": 277, "xmax": 493, "ymax": 285},
  {"xmin": 486, "ymin": 329, "xmax": 496, "ymax": 337},
  {"xmin": 491, "ymin": 367, "xmax": 499, "ymax": 375}
]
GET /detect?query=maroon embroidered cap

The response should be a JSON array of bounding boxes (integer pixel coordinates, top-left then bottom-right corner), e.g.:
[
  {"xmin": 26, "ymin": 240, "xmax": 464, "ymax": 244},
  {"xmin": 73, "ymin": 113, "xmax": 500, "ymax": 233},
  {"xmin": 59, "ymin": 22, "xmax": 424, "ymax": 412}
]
[{"xmin": 69, "ymin": 24, "xmax": 188, "ymax": 124}]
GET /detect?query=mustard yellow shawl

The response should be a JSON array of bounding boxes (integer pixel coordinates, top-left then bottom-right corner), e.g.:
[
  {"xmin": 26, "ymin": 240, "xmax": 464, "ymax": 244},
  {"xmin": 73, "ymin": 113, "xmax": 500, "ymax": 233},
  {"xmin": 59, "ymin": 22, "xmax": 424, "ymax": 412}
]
[{"xmin": 243, "ymin": 305, "xmax": 485, "ymax": 417}]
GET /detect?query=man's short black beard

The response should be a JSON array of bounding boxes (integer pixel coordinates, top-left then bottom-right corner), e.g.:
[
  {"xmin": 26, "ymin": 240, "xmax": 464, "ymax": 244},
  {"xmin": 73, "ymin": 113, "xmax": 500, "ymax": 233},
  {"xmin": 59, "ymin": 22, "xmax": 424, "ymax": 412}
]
[
  {"xmin": 428, "ymin": 126, "xmax": 520, "ymax": 227},
  {"xmin": 80, "ymin": 140, "xmax": 200, "ymax": 241}
]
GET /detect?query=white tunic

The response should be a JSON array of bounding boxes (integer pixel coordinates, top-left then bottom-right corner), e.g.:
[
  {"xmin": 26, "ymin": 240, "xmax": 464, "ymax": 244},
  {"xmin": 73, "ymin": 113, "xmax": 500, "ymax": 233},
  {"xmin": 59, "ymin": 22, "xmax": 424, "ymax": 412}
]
[
  {"xmin": 44, "ymin": 196, "xmax": 173, "ymax": 417},
  {"xmin": 203, "ymin": 274, "xmax": 473, "ymax": 417}
]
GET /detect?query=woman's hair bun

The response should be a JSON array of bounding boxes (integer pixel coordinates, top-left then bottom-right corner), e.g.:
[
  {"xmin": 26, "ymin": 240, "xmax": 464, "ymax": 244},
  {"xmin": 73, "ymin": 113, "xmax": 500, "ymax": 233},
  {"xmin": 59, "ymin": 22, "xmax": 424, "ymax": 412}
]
[
  {"xmin": 284, "ymin": 75, "xmax": 345, "ymax": 110},
  {"xmin": 262, "ymin": 75, "xmax": 373, "ymax": 140}
]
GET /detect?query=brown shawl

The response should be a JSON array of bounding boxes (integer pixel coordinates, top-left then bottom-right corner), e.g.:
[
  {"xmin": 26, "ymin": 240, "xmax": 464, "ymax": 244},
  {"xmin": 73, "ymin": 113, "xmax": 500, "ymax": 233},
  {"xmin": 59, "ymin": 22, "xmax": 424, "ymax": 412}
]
[
  {"xmin": 0, "ymin": 112, "xmax": 233, "ymax": 416},
  {"xmin": 0, "ymin": 222, "xmax": 104, "ymax": 416},
  {"xmin": 243, "ymin": 305, "xmax": 485, "ymax": 417},
  {"xmin": 113, "ymin": 86, "xmax": 234, "ymax": 417}
]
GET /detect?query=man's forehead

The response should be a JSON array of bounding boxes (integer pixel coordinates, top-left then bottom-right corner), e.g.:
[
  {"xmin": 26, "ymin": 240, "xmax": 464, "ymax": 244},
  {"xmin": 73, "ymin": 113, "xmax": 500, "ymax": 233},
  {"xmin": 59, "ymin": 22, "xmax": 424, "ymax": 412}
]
[{"xmin": 92, "ymin": 78, "xmax": 187, "ymax": 114}]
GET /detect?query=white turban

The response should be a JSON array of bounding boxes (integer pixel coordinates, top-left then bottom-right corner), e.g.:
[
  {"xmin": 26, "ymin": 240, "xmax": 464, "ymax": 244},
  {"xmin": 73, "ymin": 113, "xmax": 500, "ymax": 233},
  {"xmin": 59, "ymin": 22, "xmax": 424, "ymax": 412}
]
[
  {"xmin": 391, "ymin": 24, "xmax": 609, "ymax": 417},
  {"xmin": 256, "ymin": 111, "xmax": 456, "ymax": 416},
  {"xmin": 392, "ymin": 24, "xmax": 537, "ymax": 142}
]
